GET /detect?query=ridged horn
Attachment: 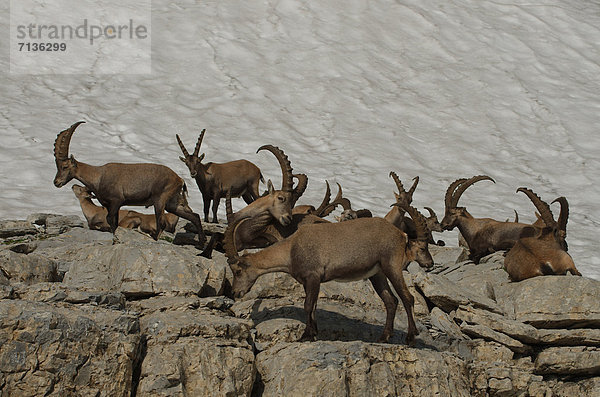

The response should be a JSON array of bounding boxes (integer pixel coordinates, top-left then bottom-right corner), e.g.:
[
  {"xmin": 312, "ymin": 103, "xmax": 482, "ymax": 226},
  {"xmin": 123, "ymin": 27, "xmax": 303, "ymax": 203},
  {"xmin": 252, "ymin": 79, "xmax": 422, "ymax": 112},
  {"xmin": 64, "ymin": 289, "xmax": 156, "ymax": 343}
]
[
  {"xmin": 223, "ymin": 217, "xmax": 248, "ymax": 266},
  {"xmin": 175, "ymin": 134, "xmax": 190, "ymax": 158},
  {"xmin": 444, "ymin": 178, "xmax": 468, "ymax": 210},
  {"xmin": 552, "ymin": 197, "xmax": 569, "ymax": 233},
  {"xmin": 450, "ymin": 175, "xmax": 495, "ymax": 208},
  {"xmin": 318, "ymin": 182, "xmax": 351, "ymax": 216},
  {"xmin": 54, "ymin": 121, "xmax": 85, "ymax": 162},
  {"xmin": 516, "ymin": 188, "xmax": 556, "ymax": 228},
  {"xmin": 257, "ymin": 145, "xmax": 294, "ymax": 192},
  {"xmin": 292, "ymin": 174, "xmax": 308, "ymax": 205},
  {"xmin": 314, "ymin": 180, "xmax": 332, "ymax": 215},
  {"xmin": 424, "ymin": 207, "xmax": 437, "ymax": 219},
  {"xmin": 193, "ymin": 129, "xmax": 206, "ymax": 157},
  {"xmin": 225, "ymin": 189, "xmax": 234, "ymax": 224},
  {"xmin": 396, "ymin": 203, "xmax": 430, "ymax": 242},
  {"xmin": 408, "ymin": 176, "xmax": 419, "ymax": 197},
  {"xmin": 389, "ymin": 171, "xmax": 405, "ymax": 194}
]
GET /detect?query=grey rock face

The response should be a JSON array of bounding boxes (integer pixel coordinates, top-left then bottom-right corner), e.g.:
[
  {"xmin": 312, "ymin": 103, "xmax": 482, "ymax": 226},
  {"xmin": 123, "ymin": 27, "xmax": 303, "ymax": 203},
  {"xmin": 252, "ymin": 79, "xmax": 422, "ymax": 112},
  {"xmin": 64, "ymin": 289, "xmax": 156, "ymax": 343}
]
[
  {"xmin": 256, "ymin": 341, "xmax": 471, "ymax": 397},
  {"xmin": 0, "ymin": 300, "xmax": 140, "ymax": 397},
  {"xmin": 495, "ymin": 276, "xmax": 600, "ymax": 328}
]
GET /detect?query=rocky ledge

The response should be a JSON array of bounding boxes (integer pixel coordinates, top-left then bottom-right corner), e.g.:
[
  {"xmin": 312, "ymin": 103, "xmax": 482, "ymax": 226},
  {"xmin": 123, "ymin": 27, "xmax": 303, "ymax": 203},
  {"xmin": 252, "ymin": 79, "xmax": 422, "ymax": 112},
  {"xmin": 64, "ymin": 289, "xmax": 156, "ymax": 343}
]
[{"xmin": 0, "ymin": 215, "xmax": 599, "ymax": 396}]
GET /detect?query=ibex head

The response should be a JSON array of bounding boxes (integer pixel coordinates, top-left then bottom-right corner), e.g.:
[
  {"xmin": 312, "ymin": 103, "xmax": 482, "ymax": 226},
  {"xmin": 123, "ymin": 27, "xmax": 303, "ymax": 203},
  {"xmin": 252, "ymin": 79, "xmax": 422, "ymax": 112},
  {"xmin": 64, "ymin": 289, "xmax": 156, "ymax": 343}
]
[
  {"xmin": 71, "ymin": 184, "xmax": 94, "ymax": 200},
  {"xmin": 440, "ymin": 175, "xmax": 495, "ymax": 230},
  {"xmin": 393, "ymin": 203, "xmax": 434, "ymax": 269},
  {"xmin": 224, "ymin": 217, "xmax": 257, "ymax": 298},
  {"xmin": 517, "ymin": 187, "xmax": 568, "ymax": 251},
  {"xmin": 423, "ymin": 207, "xmax": 443, "ymax": 233},
  {"xmin": 176, "ymin": 129, "xmax": 206, "ymax": 179},
  {"xmin": 257, "ymin": 145, "xmax": 296, "ymax": 226},
  {"xmin": 53, "ymin": 121, "xmax": 85, "ymax": 188}
]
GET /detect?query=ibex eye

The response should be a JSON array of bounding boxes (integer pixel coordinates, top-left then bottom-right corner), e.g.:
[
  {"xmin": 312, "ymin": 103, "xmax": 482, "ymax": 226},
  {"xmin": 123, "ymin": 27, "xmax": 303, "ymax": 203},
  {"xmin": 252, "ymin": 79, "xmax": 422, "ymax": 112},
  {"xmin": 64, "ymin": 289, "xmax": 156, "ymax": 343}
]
[{"xmin": 278, "ymin": 196, "xmax": 285, "ymax": 202}]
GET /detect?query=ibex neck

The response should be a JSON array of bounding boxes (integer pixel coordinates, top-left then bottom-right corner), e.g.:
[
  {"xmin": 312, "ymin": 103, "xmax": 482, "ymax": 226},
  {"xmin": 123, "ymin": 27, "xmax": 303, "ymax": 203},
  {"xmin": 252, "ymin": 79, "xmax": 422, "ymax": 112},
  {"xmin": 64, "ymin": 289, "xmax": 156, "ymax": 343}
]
[
  {"xmin": 246, "ymin": 239, "xmax": 292, "ymax": 275},
  {"xmin": 73, "ymin": 161, "xmax": 103, "ymax": 191}
]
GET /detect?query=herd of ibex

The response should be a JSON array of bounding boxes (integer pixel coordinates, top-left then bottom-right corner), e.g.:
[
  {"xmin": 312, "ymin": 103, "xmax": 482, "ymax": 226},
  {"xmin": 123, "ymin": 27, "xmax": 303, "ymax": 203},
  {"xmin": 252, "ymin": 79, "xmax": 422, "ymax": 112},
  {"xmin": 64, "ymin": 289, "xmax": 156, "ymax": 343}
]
[{"xmin": 53, "ymin": 121, "xmax": 581, "ymax": 345}]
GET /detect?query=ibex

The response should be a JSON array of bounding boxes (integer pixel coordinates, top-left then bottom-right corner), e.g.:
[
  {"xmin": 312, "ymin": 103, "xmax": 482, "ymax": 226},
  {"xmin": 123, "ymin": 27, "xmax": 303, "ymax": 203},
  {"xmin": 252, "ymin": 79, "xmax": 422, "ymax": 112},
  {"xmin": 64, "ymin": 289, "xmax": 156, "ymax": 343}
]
[
  {"xmin": 53, "ymin": 121, "xmax": 205, "ymax": 243},
  {"xmin": 73, "ymin": 184, "xmax": 180, "ymax": 235},
  {"xmin": 504, "ymin": 188, "xmax": 580, "ymax": 281},
  {"xmin": 384, "ymin": 172, "xmax": 443, "ymax": 245},
  {"xmin": 224, "ymin": 204, "xmax": 433, "ymax": 344},
  {"xmin": 176, "ymin": 129, "xmax": 264, "ymax": 223},
  {"xmin": 199, "ymin": 144, "xmax": 301, "ymax": 257},
  {"xmin": 293, "ymin": 180, "xmax": 352, "ymax": 218},
  {"xmin": 440, "ymin": 175, "xmax": 537, "ymax": 263}
]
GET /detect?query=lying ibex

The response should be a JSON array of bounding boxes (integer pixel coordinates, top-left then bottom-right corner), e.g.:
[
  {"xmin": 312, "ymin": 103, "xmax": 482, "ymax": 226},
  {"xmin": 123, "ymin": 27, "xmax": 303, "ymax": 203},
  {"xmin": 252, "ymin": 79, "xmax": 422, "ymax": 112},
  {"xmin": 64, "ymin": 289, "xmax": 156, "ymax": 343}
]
[
  {"xmin": 293, "ymin": 180, "xmax": 352, "ymax": 218},
  {"xmin": 504, "ymin": 188, "xmax": 580, "ymax": 281},
  {"xmin": 224, "ymin": 204, "xmax": 433, "ymax": 344},
  {"xmin": 440, "ymin": 175, "xmax": 537, "ymax": 263},
  {"xmin": 53, "ymin": 121, "xmax": 205, "ymax": 243},
  {"xmin": 384, "ymin": 172, "xmax": 443, "ymax": 245},
  {"xmin": 176, "ymin": 129, "xmax": 264, "ymax": 223},
  {"xmin": 73, "ymin": 184, "xmax": 180, "ymax": 235}
]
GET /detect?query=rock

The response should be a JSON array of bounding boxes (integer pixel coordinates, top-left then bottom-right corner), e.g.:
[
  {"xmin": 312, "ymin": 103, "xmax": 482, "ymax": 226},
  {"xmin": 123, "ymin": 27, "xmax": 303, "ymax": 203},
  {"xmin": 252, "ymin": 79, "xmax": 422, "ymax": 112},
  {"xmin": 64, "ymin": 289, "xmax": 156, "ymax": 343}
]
[
  {"xmin": 256, "ymin": 341, "xmax": 471, "ymax": 396},
  {"xmin": 460, "ymin": 323, "xmax": 530, "ymax": 353},
  {"xmin": 0, "ymin": 250, "xmax": 59, "ymax": 285},
  {"xmin": 136, "ymin": 296, "xmax": 255, "ymax": 396},
  {"xmin": 14, "ymin": 283, "xmax": 126, "ymax": 310},
  {"xmin": 443, "ymin": 260, "xmax": 510, "ymax": 301},
  {"xmin": 535, "ymin": 347, "xmax": 600, "ymax": 376},
  {"xmin": 455, "ymin": 305, "xmax": 540, "ymax": 344},
  {"xmin": 45, "ymin": 215, "xmax": 85, "ymax": 235},
  {"xmin": 548, "ymin": 378, "xmax": 600, "ymax": 397},
  {"xmin": 428, "ymin": 245, "xmax": 469, "ymax": 266},
  {"xmin": 0, "ymin": 300, "xmax": 140, "ymax": 396},
  {"xmin": 495, "ymin": 276, "xmax": 600, "ymax": 328},
  {"xmin": 430, "ymin": 307, "xmax": 465, "ymax": 341},
  {"xmin": 413, "ymin": 272, "xmax": 502, "ymax": 314},
  {"xmin": 0, "ymin": 220, "xmax": 38, "ymax": 238},
  {"xmin": 62, "ymin": 242, "xmax": 229, "ymax": 298}
]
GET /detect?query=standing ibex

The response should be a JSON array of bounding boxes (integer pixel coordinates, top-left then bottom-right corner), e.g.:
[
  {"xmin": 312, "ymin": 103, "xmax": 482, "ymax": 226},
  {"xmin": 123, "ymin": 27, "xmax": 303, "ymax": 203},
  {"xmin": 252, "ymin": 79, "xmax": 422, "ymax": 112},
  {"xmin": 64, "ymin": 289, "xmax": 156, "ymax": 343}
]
[
  {"xmin": 440, "ymin": 175, "xmax": 537, "ymax": 263},
  {"xmin": 504, "ymin": 188, "xmax": 580, "ymax": 281},
  {"xmin": 72, "ymin": 184, "xmax": 180, "ymax": 235},
  {"xmin": 53, "ymin": 121, "xmax": 205, "ymax": 243},
  {"xmin": 224, "ymin": 204, "xmax": 433, "ymax": 344},
  {"xmin": 176, "ymin": 129, "xmax": 264, "ymax": 223}
]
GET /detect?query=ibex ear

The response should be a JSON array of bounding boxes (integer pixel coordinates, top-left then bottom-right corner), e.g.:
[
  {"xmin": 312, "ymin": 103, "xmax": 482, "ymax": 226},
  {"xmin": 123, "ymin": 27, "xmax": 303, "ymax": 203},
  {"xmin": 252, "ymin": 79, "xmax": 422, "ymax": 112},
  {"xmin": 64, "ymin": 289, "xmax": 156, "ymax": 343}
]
[
  {"xmin": 394, "ymin": 192, "xmax": 400, "ymax": 201},
  {"xmin": 267, "ymin": 180, "xmax": 275, "ymax": 194},
  {"xmin": 69, "ymin": 155, "xmax": 77, "ymax": 166},
  {"xmin": 179, "ymin": 156, "xmax": 186, "ymax": 163},
  {"xmin": 199, "ymin": 153, "xmax": 205, "ymax": 162}
]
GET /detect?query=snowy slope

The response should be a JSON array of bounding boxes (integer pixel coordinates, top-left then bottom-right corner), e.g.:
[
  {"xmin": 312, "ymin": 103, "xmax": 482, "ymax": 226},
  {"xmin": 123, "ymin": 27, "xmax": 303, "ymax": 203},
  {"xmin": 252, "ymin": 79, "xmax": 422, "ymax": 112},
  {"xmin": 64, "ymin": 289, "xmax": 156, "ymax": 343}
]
[{"xmin": 1, "ymin": 0, "xmax": 599, "ymax": 279}]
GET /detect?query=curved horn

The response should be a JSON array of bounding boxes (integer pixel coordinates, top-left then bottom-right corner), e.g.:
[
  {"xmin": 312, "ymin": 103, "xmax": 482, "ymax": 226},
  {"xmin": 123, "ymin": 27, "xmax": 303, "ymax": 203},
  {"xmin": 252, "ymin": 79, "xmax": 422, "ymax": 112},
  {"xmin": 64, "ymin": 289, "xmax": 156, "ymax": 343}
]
[
  {"xmin": 175, "ymin": 134, "xmax": 190, "ymax": 158},
  {"xmin": 225, "ymin": 189, "xmax": 234, "ymax": 224},
  {"xmin": 223, "ymin": 217, "xmax": 249, "ymax": 266},
  {"xmin": 257, "ymin": 145, "xmax": 294, "ymax": 192},
  {"xmin": 193, "ymin": 129, "xmax": 206, "ymax": 157},
  {"xmin": 319, "ymin": 182, "xmax": 351, "ymax": 216},
  {"xmin": 552, "ymin": 197, "xmax": 569, "ymax": 233},
  {"xmin": 424, "ymin": 206, "xmax": 437, "ymax": 219},
  {"xmin": 389, "ymin": 171, "xmax": 405, "ymax": 194},
  {"xmin": 292, "ymin": 173, "xmax": 308, "ymax": 205},
  {"xmin": 408, "ymin": 176, "xmax": 419, "ymax": 198},
  {"xmin": 314, "ymin": 180, "xmax": 332, "ymax": 215},
  {"xmin": 516, "ymin": 188, "xmax": 556, "ymax": 228},
  {"xmin": 54, "ymin": 121, "xmax": 85, "ymax": 162},
  {"xmin": 396, "ymin": 204, "xmax": 430, "ymax": 242},
  {"xmin": 451, "ymin": 175, "xmax": 495, "ymax": 208},
  {"xmin": 444, "ymin": 178, "xmax": 468, "ymax": 210},
  {"xmin": 513, "ymin": 209, "xmax": 519, "ymax": 223}
]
